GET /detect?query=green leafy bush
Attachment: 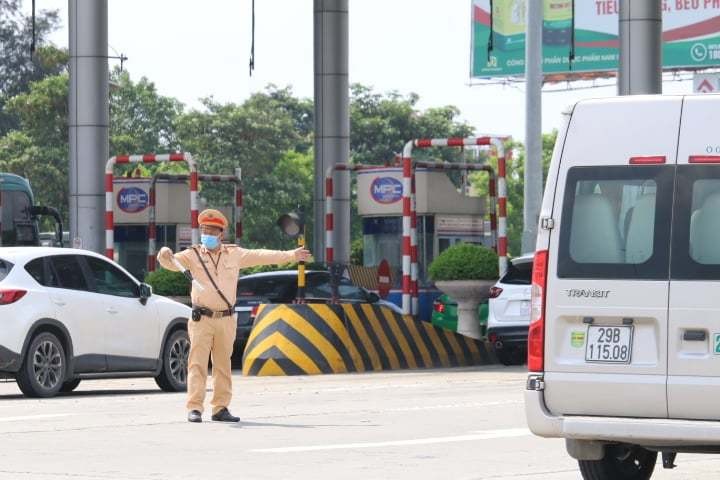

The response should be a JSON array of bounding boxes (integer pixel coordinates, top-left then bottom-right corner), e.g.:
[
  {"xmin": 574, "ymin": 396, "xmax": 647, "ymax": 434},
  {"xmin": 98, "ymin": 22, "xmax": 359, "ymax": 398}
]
[
  {"xmin": 428, "ymin": 243, "xmax": 499, "ymax": 281},
  {"xmin": 145, "ymin": 268, "xmax": 190, "ymax": 296}
]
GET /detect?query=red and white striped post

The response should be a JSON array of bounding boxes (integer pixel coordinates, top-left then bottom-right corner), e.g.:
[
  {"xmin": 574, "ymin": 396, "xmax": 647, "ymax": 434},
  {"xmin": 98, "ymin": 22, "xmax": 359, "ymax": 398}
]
[
  {"xmin": 235, "ymin": 168, "xmax": 243, "ymax": 243},
  {"xmin": 148, "ymin": 181, "xmax": 157, "ymax": 271},
  {"xmin": 145, "ymin": 171, "xmax": 242, "ymax": 271},
  {"xmin": 496, "ymin": 146, "xmax": 509, "ymax": 275},
  {"xmin": 402, "ymin": 136, "xmax": 510, "ymax": 315},
  {"xmin": 410, "ymin": 173, "xmax": 419, "ymax": 316},
  {"xmin": 105, "ymin": 153, "xmax": 198, "ymax": 260},
  {"xmin": 324, "ymin": 164, "xmax": 383, "ymax": 264},
  {"xmin": 325, "ymin": 166, "xmax": 336, "ymax": 263},
  {"xmin": 401, "ymin": 152, "xmax": 413, "ymax": 315}
]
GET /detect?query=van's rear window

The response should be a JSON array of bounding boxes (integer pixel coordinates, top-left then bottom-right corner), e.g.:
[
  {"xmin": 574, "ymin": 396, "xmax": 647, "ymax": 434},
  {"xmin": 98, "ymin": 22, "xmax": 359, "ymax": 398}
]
[
  {"xmin": 671, "ymin": 165, "xmax": 720, "ymax": 280},
  {"xmin": 0, "ymin": 259, "xmax": 13, "ymax": 282},
  {"xmin": 557, "ymin": 166, "xmax": 673, "ymax": 280}
]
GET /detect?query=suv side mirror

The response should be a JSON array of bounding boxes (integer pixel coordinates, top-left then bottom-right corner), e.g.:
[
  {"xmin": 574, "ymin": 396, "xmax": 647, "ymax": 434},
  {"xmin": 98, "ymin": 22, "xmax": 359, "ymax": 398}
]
[
  {"xmin": 139, "ymin": 283, "xmax": 153, "ymax": 305},
  {"xmin": 366, "ymin": 291, "xmax": 380, "ymax": 303}
]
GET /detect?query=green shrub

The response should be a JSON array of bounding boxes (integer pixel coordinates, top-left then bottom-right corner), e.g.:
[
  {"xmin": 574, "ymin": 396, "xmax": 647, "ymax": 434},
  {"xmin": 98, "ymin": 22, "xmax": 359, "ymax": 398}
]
[
  {"xmin": 145, "ymin": 268, "xmax": 190, "ymax": 296},
  {"xmin": 428, "ymin": 243, "xmax": 499, "ymax": 281}
]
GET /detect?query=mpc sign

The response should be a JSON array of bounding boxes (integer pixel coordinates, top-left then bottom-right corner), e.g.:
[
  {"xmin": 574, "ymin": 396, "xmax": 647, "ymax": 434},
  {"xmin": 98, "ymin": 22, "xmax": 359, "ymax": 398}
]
[
  {"xmin": 370, "ymin": 177, "xmax": 403, "ymax": 204},
  {"xmin": 117, "ymin": 187, "xmax": 149, "ymax": 214}
]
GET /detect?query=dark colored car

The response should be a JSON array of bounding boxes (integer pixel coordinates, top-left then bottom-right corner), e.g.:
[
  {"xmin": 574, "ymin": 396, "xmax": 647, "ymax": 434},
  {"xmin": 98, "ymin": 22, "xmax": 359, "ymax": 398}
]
[{"xmin": 233, "ymin": 270, "xmax": 399, "ymax": 357}]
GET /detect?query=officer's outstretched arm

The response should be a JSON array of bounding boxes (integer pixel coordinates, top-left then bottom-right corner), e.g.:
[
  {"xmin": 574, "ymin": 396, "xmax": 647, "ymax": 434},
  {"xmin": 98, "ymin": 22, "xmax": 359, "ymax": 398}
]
[{"xmin": 235, "ymin": 248, "xmax": 297, "ymax": 269}]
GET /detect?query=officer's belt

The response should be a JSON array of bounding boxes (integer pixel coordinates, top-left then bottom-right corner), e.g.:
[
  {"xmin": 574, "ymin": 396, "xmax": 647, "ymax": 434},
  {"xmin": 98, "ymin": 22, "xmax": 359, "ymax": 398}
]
[{"xmin": 192, "ymin": 305, "xmax": 234, "ymax": 319}]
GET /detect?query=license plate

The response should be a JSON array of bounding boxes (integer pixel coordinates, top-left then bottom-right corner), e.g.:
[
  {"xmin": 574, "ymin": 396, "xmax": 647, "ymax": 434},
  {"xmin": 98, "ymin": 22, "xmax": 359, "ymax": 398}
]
[{"xmin": 585, "ymin": 325, "xmax": 633, "ymax": 364}]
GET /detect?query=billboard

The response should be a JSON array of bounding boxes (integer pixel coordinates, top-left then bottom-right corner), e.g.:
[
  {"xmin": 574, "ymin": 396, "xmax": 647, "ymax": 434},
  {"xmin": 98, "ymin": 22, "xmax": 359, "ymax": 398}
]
[{"xmin": 471, "ymin": 0, "xmax": 720, "ymax": 78}]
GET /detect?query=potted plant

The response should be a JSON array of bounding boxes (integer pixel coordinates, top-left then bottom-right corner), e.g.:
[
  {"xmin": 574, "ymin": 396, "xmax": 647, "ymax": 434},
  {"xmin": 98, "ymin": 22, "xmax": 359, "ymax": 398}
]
[
  {"xmin": 428, "ymin": 243, "xmax": 499, "ymax": 339},
  {"xmin": 145, "ymin": 269, "xmax": 191, "ymax": 306}
]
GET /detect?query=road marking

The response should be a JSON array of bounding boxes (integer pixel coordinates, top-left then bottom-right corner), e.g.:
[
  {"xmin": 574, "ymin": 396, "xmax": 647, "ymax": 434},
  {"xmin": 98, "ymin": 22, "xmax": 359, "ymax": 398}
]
[
  {"xmin": 0, "ymin": 413, "xmax": 75, "ymax": 423},
  {"xmin": 250, "ymin": 427, "xmax": 531, "ymax": 453},
  {"xmin": 385, "ymin": 400, "xmax": 523, "ymax": 412}
]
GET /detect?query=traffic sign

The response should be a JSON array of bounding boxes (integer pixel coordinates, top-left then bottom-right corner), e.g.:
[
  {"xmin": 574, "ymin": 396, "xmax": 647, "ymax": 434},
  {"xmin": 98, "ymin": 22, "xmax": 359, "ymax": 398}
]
[{"xmin": 694, "ymin": 73, "xmax": 720, "ymax": 93}]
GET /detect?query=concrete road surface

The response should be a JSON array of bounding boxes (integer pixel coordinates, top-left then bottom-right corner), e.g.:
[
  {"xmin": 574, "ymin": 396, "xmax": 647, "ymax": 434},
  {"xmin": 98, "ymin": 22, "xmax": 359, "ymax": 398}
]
[{"xmin": 0, "ymin": 367, "xmax": 719, "ymax": 480}]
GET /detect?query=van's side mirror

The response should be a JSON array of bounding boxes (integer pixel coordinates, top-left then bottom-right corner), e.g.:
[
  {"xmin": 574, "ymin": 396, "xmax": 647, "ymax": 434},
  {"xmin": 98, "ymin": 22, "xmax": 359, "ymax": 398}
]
[
  {"xmin": 366, "ymin": 291, "xmax": 380, "ymax": 303},
  {"xmin": 139, "ymin": 283, "xmax": 153, "ymax": 305}
]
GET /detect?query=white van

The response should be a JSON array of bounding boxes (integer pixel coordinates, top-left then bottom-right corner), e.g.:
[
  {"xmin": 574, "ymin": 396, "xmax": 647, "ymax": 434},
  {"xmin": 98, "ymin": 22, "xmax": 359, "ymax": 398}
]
[{"xmin": 525, "ymin": 94, "xmax": 720, "ymax": 480}]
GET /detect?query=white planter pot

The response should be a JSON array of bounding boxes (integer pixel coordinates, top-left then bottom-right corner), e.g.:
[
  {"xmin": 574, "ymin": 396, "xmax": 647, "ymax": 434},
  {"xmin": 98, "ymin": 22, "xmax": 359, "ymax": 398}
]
[{"xmin": 435, "ymin": 280, "xmax": 496, "ymax": 340}]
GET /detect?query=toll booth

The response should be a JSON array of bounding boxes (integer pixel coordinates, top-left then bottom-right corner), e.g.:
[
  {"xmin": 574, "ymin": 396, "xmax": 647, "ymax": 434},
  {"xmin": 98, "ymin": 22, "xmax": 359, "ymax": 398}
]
[
  {"xmin": 357, "ymin": 167, "xmax": 490, "ymax": 320},
  {"xmin": 111, "ymin": 177, "xmax": 231, "ymax": 280}
]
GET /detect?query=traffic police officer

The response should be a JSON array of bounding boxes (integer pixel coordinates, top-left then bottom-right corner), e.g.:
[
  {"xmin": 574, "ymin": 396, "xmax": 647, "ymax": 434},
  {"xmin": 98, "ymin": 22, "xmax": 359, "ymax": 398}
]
[{"xmin": 158, "ymin": 209, "xmax": 311, "ymax": 423}]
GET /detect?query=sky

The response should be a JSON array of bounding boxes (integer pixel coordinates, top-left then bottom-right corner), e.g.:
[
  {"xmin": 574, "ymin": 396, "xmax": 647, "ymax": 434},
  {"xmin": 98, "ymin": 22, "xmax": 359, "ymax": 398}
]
[{"xmin": 25, "ymin": 0, "xmax": 695, "ymax": 142}]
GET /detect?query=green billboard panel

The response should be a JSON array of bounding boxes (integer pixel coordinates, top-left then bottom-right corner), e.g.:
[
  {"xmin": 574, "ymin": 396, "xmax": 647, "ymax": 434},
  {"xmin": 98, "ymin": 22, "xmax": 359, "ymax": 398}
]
[{"xmin": 471, "ymin": 0, "xmax": 720, "ymax": 78}]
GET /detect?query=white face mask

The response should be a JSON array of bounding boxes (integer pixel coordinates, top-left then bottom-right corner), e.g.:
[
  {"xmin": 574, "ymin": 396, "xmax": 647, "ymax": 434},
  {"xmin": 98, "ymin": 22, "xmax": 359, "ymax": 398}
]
[{"xmin": 201, "ymin": 234, "xmax": 220, "ymax": 249}]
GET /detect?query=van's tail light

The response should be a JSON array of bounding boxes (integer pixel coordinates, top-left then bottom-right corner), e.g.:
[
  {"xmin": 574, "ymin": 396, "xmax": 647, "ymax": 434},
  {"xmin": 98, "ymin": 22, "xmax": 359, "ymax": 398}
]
[
  {"xmin": 489, "ymin": 286, "xmax": 503, "ymax": 299},
  {"xmin": 689, "ymin": 155, "xmax": 720, "ymax": 164},
  {"xmin": 433, "ymin": 300, "xmax": 445, "ymax": 313},
  {"xmin": 528, "ymin": 250, "xmax": 548, "ymax": 372},
  {"xmin": 629, "ymin": 155, "xmax": 666, "ymax": 165},
  {"xmin": 0, "ymin": 289, "xmax": 27, "ymax": 305},
  {"xmin": 250, "ymin": 305, "xmax": 259, "ymax": 319}
]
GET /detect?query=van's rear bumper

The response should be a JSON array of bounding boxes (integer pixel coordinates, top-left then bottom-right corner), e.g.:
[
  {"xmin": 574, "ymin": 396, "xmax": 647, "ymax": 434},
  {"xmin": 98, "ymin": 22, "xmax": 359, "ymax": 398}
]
[{"xmin": 525, "ymin": 389, "xmax": 720, "ymax": 447}]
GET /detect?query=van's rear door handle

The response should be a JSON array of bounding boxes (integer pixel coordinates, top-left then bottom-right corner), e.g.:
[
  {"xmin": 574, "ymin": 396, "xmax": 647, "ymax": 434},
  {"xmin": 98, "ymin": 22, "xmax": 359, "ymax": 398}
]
[{"xmin": 683, "ymin": 330, "xmax": 706, "ymax": 341}]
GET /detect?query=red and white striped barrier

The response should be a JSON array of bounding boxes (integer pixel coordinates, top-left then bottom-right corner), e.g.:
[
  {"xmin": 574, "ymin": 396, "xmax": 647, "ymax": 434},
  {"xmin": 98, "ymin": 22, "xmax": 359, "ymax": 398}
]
[
  {"xmin": 401, "ymin": 136, "xmax": 510, "ymax": 315},
  {"xmin": 324, "ymin": 164, "xmax": 385, "ymax": 263},
  {"xmin": 146, "ymin": 170, "xmax": 242, "ymax": 272},
  {"xmin": 105, "ymin": 153, "xmax": 198, "ymax": 260}
]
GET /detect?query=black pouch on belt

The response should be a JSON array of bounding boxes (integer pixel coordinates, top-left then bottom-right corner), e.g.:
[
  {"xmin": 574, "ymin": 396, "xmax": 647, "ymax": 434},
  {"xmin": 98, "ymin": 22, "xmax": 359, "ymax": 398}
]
[{"xmin": 191, "ymin": 307, "xmax": 212, "ymax": 322}]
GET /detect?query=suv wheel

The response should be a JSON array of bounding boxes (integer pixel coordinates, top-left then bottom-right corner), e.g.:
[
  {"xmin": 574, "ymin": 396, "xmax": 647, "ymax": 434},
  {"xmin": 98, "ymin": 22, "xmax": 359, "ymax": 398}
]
[
  {"xmin": 579, "ymin": 445, "xmax": 657, "ymax": 480},
  {"xmin": 155, "ymin": 330, "xmax": 189, "ymax": 392},
  {"xmin": 60, "ymin": 378, "xmax": 81, "ymax": 393},
  {"xmin": 16, "ymin": 332, "xmax": 66, "ymax": 398}
]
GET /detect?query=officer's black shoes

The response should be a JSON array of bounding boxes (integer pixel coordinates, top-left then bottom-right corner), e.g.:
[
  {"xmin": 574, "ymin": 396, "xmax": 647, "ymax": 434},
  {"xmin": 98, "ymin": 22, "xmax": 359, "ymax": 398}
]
[
  {"xmin": 211, "ymin": 408, "xmax": 240, "ymax": 423},
  {"xmin": 187, "ymin": 410, "xmax": 202, "ymax": 423}
]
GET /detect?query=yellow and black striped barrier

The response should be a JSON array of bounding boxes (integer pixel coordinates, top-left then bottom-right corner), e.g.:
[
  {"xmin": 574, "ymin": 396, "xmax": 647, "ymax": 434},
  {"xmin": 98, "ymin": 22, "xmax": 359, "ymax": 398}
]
[{"xmin": 242, "ymin": 303, "xmax": 496, "ymax": 376}]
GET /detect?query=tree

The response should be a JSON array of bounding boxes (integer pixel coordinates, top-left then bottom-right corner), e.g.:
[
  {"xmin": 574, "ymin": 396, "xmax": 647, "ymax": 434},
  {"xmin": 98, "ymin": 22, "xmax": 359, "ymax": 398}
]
[
  {"xmin": 0, "ymin": 69, "xmax": 189, "ymax": 224},
  {"xmin": 175, "ymin": 86, "xmax": 313, "ymax": 249},
  {"xmin": 0, "ymin": 0, "xmax": 64, "ymax": 135},
  {"xmin": 110, "ymin": 68, "xmax": 184, "ymax": 155},
  {"xmin": 470, "ymin": 131, "xmax": 556, "ymax": 257},
  {"xmin": 350, "ymin": 84, "xmax": 475, "ymax": 166}
]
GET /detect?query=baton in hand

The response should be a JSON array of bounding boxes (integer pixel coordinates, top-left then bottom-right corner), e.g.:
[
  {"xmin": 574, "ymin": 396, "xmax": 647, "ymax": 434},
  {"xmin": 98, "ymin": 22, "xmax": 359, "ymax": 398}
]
[{"xmin": 172, "ymin": 257, "xmax": 205, "ymax": 292}]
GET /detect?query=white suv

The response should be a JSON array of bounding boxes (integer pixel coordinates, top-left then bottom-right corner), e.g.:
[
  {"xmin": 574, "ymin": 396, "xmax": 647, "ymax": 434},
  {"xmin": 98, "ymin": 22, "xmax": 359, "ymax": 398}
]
[
  {"xmin": 0, "ymin": 247, "xmax": 191, "ymax": 398},
  {"xmin": 525, "ymin": 95, "xmax": 720, "ymax": 479},
  {"xmin": 487, "ymin": 254, "xmax": 533, "ymax": 366}
]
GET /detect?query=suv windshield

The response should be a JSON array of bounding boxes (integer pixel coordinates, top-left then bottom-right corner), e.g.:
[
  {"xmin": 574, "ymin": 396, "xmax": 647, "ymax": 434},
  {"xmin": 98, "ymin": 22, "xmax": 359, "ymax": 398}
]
[
  {"xmin": 501, "ymin": 261, "xmax": 532, "ymax": 285},
  {"xmin": 0, "ymin": 258, "xmax": 13, "ymax": 282}
]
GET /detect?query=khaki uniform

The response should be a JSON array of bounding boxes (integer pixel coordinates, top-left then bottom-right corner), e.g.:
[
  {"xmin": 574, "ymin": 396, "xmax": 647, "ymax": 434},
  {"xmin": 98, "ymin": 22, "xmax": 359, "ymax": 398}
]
[{"xmin": 158, "ymin": 244, "xmax": 294, "ymax": 414}]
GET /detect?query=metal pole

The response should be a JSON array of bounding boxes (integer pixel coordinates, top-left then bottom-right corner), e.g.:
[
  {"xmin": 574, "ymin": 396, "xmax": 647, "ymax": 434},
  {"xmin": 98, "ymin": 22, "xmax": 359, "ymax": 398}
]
[
  {"xmin": 297, "ymin": 230, "xmax": 306, "ymax": 302},
  {"xmin": 522, "ymin": 0, "xmax": 543, "ymax": 255},
  {"xmin": 618, "ymin": 0, "xmax": 662, "ymax": 95},
  {"xmin": 313, "ymin": 0, "xmax": 350, "ymax": 264},
  {"xmin": 69, "ymin": 0, "xmax": 108, "ymax": 253}
]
